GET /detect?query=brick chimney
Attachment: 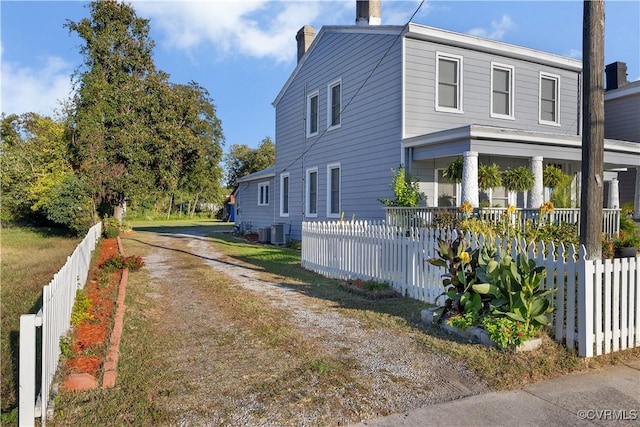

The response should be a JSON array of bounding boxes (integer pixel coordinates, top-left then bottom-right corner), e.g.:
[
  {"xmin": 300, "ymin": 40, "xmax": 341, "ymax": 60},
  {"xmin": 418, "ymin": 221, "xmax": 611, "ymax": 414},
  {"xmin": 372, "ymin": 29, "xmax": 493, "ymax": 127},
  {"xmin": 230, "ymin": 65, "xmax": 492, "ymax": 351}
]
[
  {"xmin": 356, "ymin": 0, "xmax": 381, "ymax": 26},
  {"xmin": 605, "ymin": 61, "xmax": 628, "ymax": 91},
  {"xmin": 296, "ymin": 25, "xmax": 315, "ymax": 63}
]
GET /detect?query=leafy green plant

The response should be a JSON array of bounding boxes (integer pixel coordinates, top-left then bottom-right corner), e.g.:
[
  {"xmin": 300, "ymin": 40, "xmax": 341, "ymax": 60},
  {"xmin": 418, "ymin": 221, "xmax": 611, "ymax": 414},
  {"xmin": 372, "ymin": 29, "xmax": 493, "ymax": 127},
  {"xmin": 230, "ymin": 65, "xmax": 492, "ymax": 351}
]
[
  {"xmin": 542, "ymin": 165, "xmax": 565, "ymax": 189},
  {"xmin": 446, "ymin": 311, "xmax": 479, "ymax": 330},
  {"xmin": 60, "ymin": 335, "xmax": 73, "ymax": 358},
  {"xmin": 71, "ymin": 290, "xmax": 93, "ymax": 326},
  {"xmin": 427, "ymin": 237, "xmax": 490, "ymax": 321},
  {"xmin": 379, "ymin": 166, "xmax": 423, "ymax": 207},
  {"xmin": 475, "ymin": 253, "xmax": 556, "ymax": 334},
  {"xmin": 482, "ymin": 316, "xmax": 535, "ymax": 348},
  {"xmin": 612, "ymin": 231, "xmax": 640, "ymax": 249},
  {"xmin": 103, "ymin": 216, "xmax": 121, "ymax": 238},
  {"xmin": 443, "ymin": 158, "xmax": 463, "ymax": 183},
  {"xmin": 502, "ymin": 166, "xmax": 534, "ymax": 193},
  {"xmin": 478, "ymin": 163, "xmax": 502, "ymax": 191}
]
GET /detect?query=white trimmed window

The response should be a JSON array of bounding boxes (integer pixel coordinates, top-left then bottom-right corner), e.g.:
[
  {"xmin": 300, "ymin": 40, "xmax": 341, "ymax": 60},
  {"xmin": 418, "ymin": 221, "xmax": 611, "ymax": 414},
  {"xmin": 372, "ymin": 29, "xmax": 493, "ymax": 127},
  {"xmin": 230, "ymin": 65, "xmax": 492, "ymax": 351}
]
[
  {"xmin": 436, "ymin": 52, "xmax": 463, "ymax": 113},
  {"xmin": 491, "ymin": 63, "xmax": 514, "ymax": 119},
  {"xmin": 327, "ymin": 79, "xmax": 342, "ymax": 129},
  {"xmin": 307, "ymin": 91, "xmax": 319, "ymax": 136},
  {"xmin": 258, "ymin": 182, "xmax": 270, "ymax": 206},
  {"xmin": 539, "ymin": 72, "xmax": 560, "ymax": 125},
  {"xmin": 327, "ymin": 163, "xmax": 341, "ymax": 217},
  {"xmin": 306, "ymin": 167, "xmax": 318, "ymax": 217},
  {"xmin": 280, "ymin": 173, "xmax": 289, "ymax": 217}
]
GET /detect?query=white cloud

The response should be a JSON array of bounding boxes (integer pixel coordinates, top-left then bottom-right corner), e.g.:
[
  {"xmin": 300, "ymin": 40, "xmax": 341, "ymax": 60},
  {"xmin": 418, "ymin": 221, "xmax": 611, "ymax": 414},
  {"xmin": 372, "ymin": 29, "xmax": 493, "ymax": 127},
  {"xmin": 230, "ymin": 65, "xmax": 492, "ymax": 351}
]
[
  {"xmin": 468, "ymin": 14, "xmax": 514, "ymax": 41},
  {"xmin": 134, "ymin": 1, "xmax": 428, "ymax": 64},
  {"xmin": 1, "ymin": 54, "xmax": 73, "ymax": 116},
  {"xmin": 135, "ymin": 0, "xmax": 332, "ymax": 63}
]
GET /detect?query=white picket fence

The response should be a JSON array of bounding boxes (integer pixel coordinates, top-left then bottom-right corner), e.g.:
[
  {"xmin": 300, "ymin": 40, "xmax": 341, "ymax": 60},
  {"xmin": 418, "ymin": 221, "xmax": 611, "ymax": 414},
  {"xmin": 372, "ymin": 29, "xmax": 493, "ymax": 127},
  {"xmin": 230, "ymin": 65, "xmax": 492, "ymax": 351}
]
[
  {"xmin": 301, "ymin": 220, "xmax": 640, "ymax": 357},
  {"xmin": 19, "ymin": 222, "xmax": 102, "ymax": 427}
]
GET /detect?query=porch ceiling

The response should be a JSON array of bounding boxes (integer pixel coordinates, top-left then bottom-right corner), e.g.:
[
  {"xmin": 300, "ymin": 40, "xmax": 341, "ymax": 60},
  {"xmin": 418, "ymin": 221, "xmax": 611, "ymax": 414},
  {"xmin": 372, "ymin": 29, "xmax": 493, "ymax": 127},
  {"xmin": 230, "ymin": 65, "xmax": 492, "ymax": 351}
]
[{"xmin": 404, "ymin": 125, "xmax": 640, "ymax": 170}]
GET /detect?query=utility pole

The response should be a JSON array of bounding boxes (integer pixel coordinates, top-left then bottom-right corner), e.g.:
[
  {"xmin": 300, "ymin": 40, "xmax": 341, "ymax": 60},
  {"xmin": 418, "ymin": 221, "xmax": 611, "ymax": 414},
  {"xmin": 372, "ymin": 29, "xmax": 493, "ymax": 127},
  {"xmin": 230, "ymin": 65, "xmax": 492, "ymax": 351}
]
[{"xmin": 580, "ymin": 0, "xmax": 605, "ymax": 259}]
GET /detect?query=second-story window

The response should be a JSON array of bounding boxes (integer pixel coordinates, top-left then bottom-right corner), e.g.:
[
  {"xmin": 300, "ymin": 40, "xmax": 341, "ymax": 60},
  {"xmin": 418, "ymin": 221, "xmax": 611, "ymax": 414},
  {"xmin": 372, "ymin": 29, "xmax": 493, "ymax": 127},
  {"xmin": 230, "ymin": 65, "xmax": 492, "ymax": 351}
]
[
  {"xmin": 436, "ymin": 52, "xmax": 463, "ymax": 113},
  {"xmin": 307, "ymin": 91, "xmax": 318, "ymax": 136},
  {"xmin": 491, "ymin": 63, "xmax": 514, "ymax": 119},
  {"xmin": 328, "ymin": 79, "xmax": 341, "ymax": 129},
  {"xmin": 539, "ymin": 72, "xmax": 560, "ymax": 125}
]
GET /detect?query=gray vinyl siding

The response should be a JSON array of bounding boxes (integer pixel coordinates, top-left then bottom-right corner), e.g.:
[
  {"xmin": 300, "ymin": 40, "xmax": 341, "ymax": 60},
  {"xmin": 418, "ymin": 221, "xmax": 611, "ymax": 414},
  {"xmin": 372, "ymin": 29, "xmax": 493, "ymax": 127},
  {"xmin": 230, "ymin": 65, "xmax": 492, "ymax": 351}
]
[
  {"xmin": 275, "ymin": 30, "xmax": 403, "ymax": 240},
  {"xmin": 605, "ymin": 93, "xmax": 640, "ymax": 142},
  {"xmin": 404, "ymin": 38, "xmax": 581, "ymax": 137},
  {"xmin": 604, "ymin": 89, "xmax": 640, "ymax": 205},
  {"xmin": 235, "ymin": 178, "xmax": 276, "ymax": 233}
]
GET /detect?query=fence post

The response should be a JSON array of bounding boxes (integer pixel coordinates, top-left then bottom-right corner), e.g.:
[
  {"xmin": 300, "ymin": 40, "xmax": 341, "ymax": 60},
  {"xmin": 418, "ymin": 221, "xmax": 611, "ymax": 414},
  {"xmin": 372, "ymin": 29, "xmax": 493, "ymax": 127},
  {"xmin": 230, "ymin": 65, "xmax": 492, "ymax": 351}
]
[
  {"xmin": 19, "ymin": 313, "xmax": 41, "ymax": 427},
  {"xmin": 577, "ymin": 247, "xmax": 595, "ymax": 357}
]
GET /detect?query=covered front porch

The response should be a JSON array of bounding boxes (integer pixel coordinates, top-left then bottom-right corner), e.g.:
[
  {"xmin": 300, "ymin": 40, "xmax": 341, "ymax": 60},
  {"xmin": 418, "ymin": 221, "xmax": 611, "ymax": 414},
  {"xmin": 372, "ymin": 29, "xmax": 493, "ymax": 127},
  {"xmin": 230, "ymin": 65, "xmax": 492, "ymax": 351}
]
[{"xmin": 403, "ymin": 124, "xmax": 640, "ymax": 213}]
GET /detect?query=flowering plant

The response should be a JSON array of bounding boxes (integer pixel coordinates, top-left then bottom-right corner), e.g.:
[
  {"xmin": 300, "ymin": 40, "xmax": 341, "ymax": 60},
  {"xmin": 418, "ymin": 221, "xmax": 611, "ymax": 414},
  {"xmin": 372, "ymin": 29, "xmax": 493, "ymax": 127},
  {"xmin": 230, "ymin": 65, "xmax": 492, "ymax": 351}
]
[
  {"xmin": 482, "ymin": 316, "xmax": 536, "ymax": 348},
  {"xmin": 459, "ymin": 201, "xmax": 474, "ymax": 218},
  {"xmin": 446, "ymin": 311, "xmax": 478, "ymax": 330},
  {"xmin": 539, "ymin": 201, "xmax": 555, "ymax": 216}
]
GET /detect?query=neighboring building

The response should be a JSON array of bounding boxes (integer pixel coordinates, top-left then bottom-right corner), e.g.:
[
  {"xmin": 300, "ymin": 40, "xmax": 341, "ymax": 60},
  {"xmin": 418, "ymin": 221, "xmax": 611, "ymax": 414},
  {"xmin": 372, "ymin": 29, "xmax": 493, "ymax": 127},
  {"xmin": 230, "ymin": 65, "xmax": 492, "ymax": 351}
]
[
  {"xmin": 604, "ymin": 61, "xmax": 640, "ymax": 219},
  {"xmin": 236, "ymin": 0, "xmax": 640, "ymax": 241},
  {"xmin": 234, "ymin": 167, "xmax": 275, "ymax": 234}
]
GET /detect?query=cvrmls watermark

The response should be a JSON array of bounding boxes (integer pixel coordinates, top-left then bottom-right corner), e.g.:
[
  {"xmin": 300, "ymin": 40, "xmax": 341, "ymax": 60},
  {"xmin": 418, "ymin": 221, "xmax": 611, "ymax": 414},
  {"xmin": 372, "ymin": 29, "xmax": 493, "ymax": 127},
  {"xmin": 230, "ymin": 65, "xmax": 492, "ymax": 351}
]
[{"xmin": 577, "ymin": 409, "xmax": 638, "ymax": 421}]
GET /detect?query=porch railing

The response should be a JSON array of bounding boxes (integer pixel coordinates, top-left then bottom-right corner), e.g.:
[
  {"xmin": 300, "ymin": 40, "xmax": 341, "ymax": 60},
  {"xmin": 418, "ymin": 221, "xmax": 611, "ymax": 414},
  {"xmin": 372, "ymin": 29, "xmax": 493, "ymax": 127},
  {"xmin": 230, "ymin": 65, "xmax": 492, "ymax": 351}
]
[{"xmin": 383, "ymin": 207, "xmax": 620, "ymax": 238}]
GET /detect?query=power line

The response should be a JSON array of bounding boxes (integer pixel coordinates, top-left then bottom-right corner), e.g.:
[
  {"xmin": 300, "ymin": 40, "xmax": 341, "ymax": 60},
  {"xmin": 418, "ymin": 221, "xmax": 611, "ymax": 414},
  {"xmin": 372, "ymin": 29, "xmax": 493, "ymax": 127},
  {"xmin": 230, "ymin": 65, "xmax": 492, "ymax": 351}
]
[{"xmin": 279, "ymin": 1, "xmax": 425, "ymax": 174}]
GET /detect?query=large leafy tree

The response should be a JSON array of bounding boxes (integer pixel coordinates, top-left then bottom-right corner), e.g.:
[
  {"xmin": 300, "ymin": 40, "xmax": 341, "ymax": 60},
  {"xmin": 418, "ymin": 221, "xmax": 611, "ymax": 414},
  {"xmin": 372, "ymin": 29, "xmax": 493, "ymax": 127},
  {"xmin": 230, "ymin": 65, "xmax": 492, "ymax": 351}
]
[
  {"xmin": 225, "ymin": 136, "xmax": 275, "ymax": 187},
  {"xmin": 159, "ymin": 81, "xmax": 225, "ymax": 217},
  {"xmin": 66, "ymin": 1, "xmax": 224, "ymax": 221},
  {"xmin": 0, "ymin": 113, "xmax": 88, "ymax": 227}
]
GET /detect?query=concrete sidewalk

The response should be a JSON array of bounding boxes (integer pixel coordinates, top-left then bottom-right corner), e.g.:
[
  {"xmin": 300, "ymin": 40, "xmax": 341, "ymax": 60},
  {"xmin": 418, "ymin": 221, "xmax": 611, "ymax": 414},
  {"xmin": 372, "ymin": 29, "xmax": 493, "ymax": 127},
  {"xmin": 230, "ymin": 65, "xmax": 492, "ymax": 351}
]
[{"xmin": 350, "ymin": 359, "xmax": 640, "ymax": 427}]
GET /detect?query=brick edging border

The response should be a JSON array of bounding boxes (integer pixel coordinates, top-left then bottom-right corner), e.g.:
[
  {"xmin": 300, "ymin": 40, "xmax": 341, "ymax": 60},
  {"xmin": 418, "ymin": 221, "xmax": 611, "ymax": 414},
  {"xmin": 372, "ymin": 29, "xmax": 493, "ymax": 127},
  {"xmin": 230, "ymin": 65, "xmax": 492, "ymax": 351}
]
[{"xmin": 101, "ymin": 236, "xmax": 128, "ymax": 388}]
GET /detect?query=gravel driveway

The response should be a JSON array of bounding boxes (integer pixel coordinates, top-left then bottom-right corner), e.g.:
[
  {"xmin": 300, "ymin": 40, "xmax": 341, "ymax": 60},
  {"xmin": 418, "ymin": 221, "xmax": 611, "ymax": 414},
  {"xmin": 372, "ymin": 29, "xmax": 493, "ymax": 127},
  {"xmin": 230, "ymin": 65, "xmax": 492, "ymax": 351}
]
[{"xmin": 126, "ymin": 228, "xmax": 489, "ymax": 426}]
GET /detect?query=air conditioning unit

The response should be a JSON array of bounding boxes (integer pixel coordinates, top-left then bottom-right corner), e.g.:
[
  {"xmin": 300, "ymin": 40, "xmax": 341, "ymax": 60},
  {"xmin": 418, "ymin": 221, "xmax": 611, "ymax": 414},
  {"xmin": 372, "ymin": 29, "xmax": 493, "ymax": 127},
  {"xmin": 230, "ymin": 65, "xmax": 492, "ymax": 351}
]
[
  {"xmin": 258, "ymin": 227, "xmax": 270, "ymax": 243},
  {"xmin": 270, "ymin": 223, "xmax": 286, "ymax": 245}
]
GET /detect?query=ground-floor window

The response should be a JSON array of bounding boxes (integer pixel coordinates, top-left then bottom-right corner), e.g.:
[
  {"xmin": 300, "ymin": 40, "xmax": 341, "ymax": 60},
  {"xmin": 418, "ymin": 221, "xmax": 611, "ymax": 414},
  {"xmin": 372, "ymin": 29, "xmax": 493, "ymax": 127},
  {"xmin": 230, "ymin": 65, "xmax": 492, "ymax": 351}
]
[
  {"xmin": 435, "ymin": 169, "xmax": 459, "ymax": 207},
  {"xmin": 327, "ymin": 163, "xmax": 341, "ymax": 217}
]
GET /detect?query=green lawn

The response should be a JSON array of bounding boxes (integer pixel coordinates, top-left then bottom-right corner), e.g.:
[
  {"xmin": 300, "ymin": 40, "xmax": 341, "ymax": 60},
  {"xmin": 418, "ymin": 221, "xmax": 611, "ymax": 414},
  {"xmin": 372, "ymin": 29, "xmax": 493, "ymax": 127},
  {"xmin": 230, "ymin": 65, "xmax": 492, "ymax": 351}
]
[{"xmin": 1, "ymin": 227, "xmax": 81, "ymax": 418}]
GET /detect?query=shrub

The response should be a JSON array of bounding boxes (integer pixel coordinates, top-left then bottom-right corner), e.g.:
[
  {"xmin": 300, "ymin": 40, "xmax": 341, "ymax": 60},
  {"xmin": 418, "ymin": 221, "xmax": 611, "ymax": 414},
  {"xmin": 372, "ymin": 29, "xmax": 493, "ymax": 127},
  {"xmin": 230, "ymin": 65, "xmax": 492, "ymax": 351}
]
[
  {"xmin": 482, "ymin": 316, "xmax": 536, "ymax": 348},
  {"xmin": 102, "ymin": 217, "xmax": 120, "ymax": 238},
  {"xmin": 100, "ymin": 254, "xmax": 145, "ymax": 272},
  {"xmin": 45, "ymin": 174, "xmax": 95, "ymax": 236}
]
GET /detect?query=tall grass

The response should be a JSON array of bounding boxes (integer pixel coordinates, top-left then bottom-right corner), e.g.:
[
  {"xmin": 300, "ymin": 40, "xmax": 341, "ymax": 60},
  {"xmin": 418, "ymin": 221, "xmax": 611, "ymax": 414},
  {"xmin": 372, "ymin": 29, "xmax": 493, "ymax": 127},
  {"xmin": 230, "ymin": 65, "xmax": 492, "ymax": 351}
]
[{"xmin": 1, "ymin": 227, "xmax": 81, "ymax": 414}]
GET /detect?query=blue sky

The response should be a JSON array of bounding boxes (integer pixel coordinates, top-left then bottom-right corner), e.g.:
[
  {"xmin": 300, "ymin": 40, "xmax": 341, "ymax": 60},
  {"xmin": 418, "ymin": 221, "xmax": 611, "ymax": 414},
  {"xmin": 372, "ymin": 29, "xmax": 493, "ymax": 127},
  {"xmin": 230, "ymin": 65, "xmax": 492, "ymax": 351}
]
[{"xmin": 2, "ymin": 1, "xmax": 639, "ymax": 151}]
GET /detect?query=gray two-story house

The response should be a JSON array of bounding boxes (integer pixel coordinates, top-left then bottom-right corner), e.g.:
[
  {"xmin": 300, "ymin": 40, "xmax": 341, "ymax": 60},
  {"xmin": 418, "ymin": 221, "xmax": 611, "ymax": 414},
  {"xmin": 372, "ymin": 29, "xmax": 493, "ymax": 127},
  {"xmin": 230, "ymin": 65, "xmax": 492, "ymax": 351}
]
[
  {"xmin": 604, "ymin": 61, "xmax": 640, "ymax": 218},
  {"xmin": 234, "ymin": 0, "xmax": 640, "ymax": 242}
]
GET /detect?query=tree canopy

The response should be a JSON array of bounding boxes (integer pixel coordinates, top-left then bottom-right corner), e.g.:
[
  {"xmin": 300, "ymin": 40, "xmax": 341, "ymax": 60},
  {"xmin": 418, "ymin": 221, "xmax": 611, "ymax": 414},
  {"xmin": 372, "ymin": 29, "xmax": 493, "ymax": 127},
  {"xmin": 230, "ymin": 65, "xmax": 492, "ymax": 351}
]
[
  {"xmin": 224, "ymin": 136, "xmax": 275, "ymax": 187},
  {"xmin": 0, "ymin": 113, "xmax": 92, "ymax": 230},
  {"xmin": 1, "ymin": 1, "xmax": 227, "ymax": 232},
  {"xmin": 65, "ymin": 1, "xmax": 224, "ymax": 220}
]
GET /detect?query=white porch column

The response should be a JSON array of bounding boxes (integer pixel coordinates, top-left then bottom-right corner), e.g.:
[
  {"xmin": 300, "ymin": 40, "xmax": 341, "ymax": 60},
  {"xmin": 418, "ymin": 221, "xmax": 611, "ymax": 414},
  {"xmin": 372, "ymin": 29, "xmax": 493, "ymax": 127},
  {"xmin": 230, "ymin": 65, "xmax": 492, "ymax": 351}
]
[
  {"xmin": 608, "ymin": 177, "xmax": 620, "ymax": 209},
  {"xmin": 461, "ymin": 151, "xmax": 479, "ymax": 207},
  {"xmin": 529, "ymin": 156, "xmax": 544, "ymax": 209},
  {"xmin": 635, "ymin": 167, "xmax": 640, "ymax": 220}
]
